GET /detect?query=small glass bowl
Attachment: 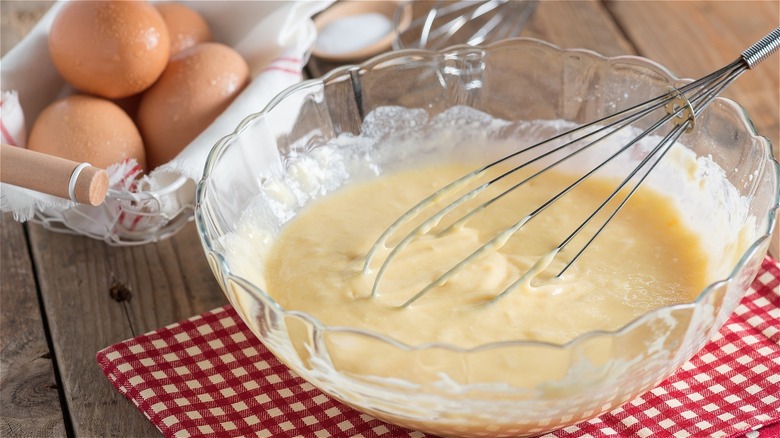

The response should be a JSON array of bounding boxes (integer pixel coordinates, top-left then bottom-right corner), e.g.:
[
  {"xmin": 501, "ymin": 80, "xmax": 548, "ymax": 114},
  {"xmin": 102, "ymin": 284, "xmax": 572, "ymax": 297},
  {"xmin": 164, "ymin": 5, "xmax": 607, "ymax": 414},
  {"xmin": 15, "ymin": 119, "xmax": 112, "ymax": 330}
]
[
  {"xmin": 195, "ymin": 38, "xmax": 779, "ymax": 436},
  {"xmin": 33, "ymin": 175, "xmax": 193, "ymax": 245},
  {"xmin": 312, "ymin": 1, "xmax": 412, "ymax": 62}
]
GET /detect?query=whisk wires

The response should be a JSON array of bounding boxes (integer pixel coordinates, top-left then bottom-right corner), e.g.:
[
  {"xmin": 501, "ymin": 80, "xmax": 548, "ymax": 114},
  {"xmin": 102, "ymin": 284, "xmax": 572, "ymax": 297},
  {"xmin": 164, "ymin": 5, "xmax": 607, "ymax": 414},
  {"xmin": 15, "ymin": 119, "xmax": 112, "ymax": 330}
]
[{"xmin": 366, "ymin": 27, "xmax": 780, "ymax": 307}]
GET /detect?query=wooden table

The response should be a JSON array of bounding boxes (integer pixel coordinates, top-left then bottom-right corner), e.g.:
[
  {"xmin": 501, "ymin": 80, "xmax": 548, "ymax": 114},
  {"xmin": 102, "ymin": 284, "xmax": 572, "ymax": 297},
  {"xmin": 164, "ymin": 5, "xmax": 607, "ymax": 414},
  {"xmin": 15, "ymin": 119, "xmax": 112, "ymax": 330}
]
[{"xmin": 1, "ymin": 2, "xmax": 778, "ymax": 436}]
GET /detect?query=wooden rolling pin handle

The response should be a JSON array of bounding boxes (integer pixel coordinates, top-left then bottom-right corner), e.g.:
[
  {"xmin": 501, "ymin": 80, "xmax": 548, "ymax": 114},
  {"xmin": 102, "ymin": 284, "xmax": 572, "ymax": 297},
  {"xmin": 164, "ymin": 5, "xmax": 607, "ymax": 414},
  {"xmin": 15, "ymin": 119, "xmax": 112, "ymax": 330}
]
[{"xmin": 1, "ymin": 144, "xmax": 109, "ymax": 206}]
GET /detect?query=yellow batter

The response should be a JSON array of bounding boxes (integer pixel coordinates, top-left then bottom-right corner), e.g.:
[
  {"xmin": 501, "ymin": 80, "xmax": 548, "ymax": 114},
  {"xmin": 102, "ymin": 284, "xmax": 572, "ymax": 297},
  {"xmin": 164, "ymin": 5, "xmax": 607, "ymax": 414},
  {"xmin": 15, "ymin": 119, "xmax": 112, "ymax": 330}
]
[{"xmin": 264, "ymin": 162, "xmax": 708, "ymax": 347}]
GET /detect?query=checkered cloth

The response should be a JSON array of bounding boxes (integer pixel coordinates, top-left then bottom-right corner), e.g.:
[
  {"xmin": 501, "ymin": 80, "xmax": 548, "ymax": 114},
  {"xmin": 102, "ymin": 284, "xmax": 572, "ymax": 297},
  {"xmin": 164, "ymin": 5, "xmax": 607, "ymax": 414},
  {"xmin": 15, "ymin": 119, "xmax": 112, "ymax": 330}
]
[{"xmin": 97, "ymin": 256, "xmax": 780, "ymax": 438}]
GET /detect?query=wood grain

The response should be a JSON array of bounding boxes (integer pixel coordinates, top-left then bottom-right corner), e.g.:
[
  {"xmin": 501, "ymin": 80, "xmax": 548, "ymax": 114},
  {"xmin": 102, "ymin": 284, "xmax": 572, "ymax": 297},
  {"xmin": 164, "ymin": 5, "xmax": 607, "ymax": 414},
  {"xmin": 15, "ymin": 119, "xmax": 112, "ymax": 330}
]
[
  {"xmin": 27, "ymin": 221, "xmax": 226, "ymax": 437},
  {"xmin": 521, "ymin": 0, "xmax": 634, "ymax": 56},
  {"xmin": 605, "ymin": 1, "xmax": 779, "ymax": 150},
  {"xmin": 1, "ymin": 3, "xmax": 65, "ymax": 437},
  {"xmin": 0, "ymin": 214, "xmax": 66, "ymax": 437}
]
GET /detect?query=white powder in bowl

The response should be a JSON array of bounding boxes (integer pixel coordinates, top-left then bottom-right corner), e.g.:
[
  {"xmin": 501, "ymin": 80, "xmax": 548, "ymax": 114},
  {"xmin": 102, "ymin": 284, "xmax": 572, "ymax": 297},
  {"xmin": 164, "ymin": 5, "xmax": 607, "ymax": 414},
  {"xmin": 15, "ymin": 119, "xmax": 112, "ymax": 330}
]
[{"xmin": 316, "ymin": 12, "xmax": 393, "ymax": 55}]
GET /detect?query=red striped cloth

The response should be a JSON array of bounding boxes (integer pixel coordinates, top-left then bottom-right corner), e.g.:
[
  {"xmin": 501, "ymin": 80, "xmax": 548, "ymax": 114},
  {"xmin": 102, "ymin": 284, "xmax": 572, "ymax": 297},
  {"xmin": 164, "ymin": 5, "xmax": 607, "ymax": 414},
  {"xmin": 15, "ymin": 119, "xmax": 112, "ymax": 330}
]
[{"xmin": 98, "ymin": 256, "xmax": 780, "ymax": 437}]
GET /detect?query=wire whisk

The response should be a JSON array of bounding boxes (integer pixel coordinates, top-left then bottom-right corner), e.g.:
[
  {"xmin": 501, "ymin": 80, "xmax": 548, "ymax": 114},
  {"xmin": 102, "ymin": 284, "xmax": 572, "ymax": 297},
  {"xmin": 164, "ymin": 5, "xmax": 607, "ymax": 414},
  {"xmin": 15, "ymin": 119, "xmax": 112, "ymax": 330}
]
[
  {"xmin": 364, "ymin": 27, "xmax": 780, "ymax": 308},
  {"xmin": 393, "ymin": 0, "xmax": 538, "ymax": 50}
]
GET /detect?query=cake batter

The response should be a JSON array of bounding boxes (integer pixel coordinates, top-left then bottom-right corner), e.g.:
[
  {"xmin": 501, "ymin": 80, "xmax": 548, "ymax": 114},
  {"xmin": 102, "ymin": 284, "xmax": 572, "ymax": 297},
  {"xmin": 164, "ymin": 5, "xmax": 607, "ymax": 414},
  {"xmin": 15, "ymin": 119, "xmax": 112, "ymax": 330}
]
[{"xmin": 263, "ymin": 162, "xmax": 708, "ymax": 347}]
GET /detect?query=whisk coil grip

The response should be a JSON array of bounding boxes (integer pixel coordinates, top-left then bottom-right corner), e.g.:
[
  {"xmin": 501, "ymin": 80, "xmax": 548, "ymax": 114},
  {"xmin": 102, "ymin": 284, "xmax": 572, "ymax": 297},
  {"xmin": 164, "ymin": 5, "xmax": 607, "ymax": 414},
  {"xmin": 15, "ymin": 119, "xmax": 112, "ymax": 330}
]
[{"xmin": 741, "ymin": 27, "xmax": 780, "ymax": 68}]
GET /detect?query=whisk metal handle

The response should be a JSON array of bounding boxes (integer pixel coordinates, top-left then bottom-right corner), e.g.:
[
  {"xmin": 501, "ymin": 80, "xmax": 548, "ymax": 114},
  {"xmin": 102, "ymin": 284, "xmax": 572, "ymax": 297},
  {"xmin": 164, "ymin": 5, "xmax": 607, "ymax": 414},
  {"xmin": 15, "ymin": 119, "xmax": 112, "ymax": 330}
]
[{"xmin": 741, "ymin": 27, "xmax": 780, "ymax": 68}]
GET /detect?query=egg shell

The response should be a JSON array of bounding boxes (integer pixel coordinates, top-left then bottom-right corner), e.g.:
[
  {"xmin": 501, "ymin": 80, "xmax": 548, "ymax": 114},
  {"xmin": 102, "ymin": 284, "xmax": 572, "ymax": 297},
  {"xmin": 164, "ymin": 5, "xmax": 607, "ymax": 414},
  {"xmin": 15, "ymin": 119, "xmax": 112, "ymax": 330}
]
[
  {"xmin": 48, "ymin": 0, "xmax": 170, "ymax": 99},
  {"xmin": 155, "ymin": 3, "xmax": 213, "ymax": 56},
  {"xmin": 27, "ymin": 95, "xmax": 146, "ymax": 170},
  {"xmin": 137, "ymin": 42, "xmax": 249, "ymax": 170}
]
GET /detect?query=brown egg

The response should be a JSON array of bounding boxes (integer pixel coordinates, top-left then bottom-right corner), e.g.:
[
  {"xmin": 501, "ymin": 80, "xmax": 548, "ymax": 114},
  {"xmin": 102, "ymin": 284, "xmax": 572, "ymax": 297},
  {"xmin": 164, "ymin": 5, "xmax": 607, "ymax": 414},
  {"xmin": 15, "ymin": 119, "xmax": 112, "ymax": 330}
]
[
  {"xmin": 155, "ymin": 3, "xmax": 212, "ymax": 56},
  {"xmin": 137, "ymin": 43, "xmax": 249, "ymax": 170},
  {"xmin": 48, "ymin": 0, "xmax": 170, "ymax": 99},
  {"xmin": 28, "ymin": 95, "xmax": 146, "ymax": 170}
]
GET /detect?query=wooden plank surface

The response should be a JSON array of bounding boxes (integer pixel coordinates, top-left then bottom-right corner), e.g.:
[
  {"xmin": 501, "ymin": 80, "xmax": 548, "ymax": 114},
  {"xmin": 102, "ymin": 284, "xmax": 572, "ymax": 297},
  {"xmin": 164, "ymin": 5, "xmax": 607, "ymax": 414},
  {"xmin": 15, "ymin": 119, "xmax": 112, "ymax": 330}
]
[
  {"xmin": 27, "ymin": 221, "xmax": 227, "ymax": 437},
  {"xmin": 2, "ymin": 1, "xmax": 778, "ymax": 437},
  {"xmin": 521, "ymin": 0, "xmax": 634, "ymax": 56},
  {"xmin": 1, "ymin": 3, "xmax": 65, "ymax": 437},
  {"xmin": 605, "ymin": 0, "xmax": 780, "ymax": 153},
  {"xmin": 0, "ymin": 214, "xmax": 66, "ymax": 438}
]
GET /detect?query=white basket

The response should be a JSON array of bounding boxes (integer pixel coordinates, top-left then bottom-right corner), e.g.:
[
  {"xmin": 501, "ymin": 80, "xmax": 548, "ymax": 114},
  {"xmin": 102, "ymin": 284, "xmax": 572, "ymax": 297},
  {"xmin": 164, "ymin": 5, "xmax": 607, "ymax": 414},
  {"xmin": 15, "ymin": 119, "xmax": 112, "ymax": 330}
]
[{"xmin": 2, "ymin": 0, "xmax": 332, "ymax": 246}]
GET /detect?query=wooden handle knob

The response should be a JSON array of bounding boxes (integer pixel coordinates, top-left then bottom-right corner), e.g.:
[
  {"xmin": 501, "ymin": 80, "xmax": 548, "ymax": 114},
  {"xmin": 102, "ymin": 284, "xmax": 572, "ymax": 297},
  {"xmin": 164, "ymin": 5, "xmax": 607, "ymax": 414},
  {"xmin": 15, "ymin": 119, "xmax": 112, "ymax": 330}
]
[{"xmin": 0, "ymin": 144, "xmax": 109, "ymax": 206}]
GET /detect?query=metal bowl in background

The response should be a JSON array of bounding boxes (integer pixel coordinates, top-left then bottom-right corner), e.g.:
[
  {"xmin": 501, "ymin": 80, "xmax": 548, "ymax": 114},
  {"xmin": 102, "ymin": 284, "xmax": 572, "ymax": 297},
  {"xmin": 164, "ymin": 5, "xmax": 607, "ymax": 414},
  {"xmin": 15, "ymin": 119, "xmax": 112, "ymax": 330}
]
[{"xmin": 393, "ymin": 0, "xmax": 538, "ymax": 50}]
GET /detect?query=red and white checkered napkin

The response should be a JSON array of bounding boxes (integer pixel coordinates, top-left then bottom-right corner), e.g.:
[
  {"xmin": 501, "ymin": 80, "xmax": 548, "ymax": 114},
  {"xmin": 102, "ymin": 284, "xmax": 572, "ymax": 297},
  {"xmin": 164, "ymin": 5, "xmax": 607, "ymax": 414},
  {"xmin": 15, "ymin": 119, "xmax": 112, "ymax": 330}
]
[{"xmin": 97, "ymin": 256, "xmax": 780, "ymax": 438}]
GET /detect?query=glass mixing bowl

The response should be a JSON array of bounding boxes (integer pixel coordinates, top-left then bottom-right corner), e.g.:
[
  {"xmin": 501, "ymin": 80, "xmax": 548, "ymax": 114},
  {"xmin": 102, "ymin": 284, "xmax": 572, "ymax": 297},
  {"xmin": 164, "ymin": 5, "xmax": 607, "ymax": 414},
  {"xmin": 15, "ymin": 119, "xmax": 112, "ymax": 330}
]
[{"xmin": 195, "ymin": 38, "xmax": 779, "ymax": 437}]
